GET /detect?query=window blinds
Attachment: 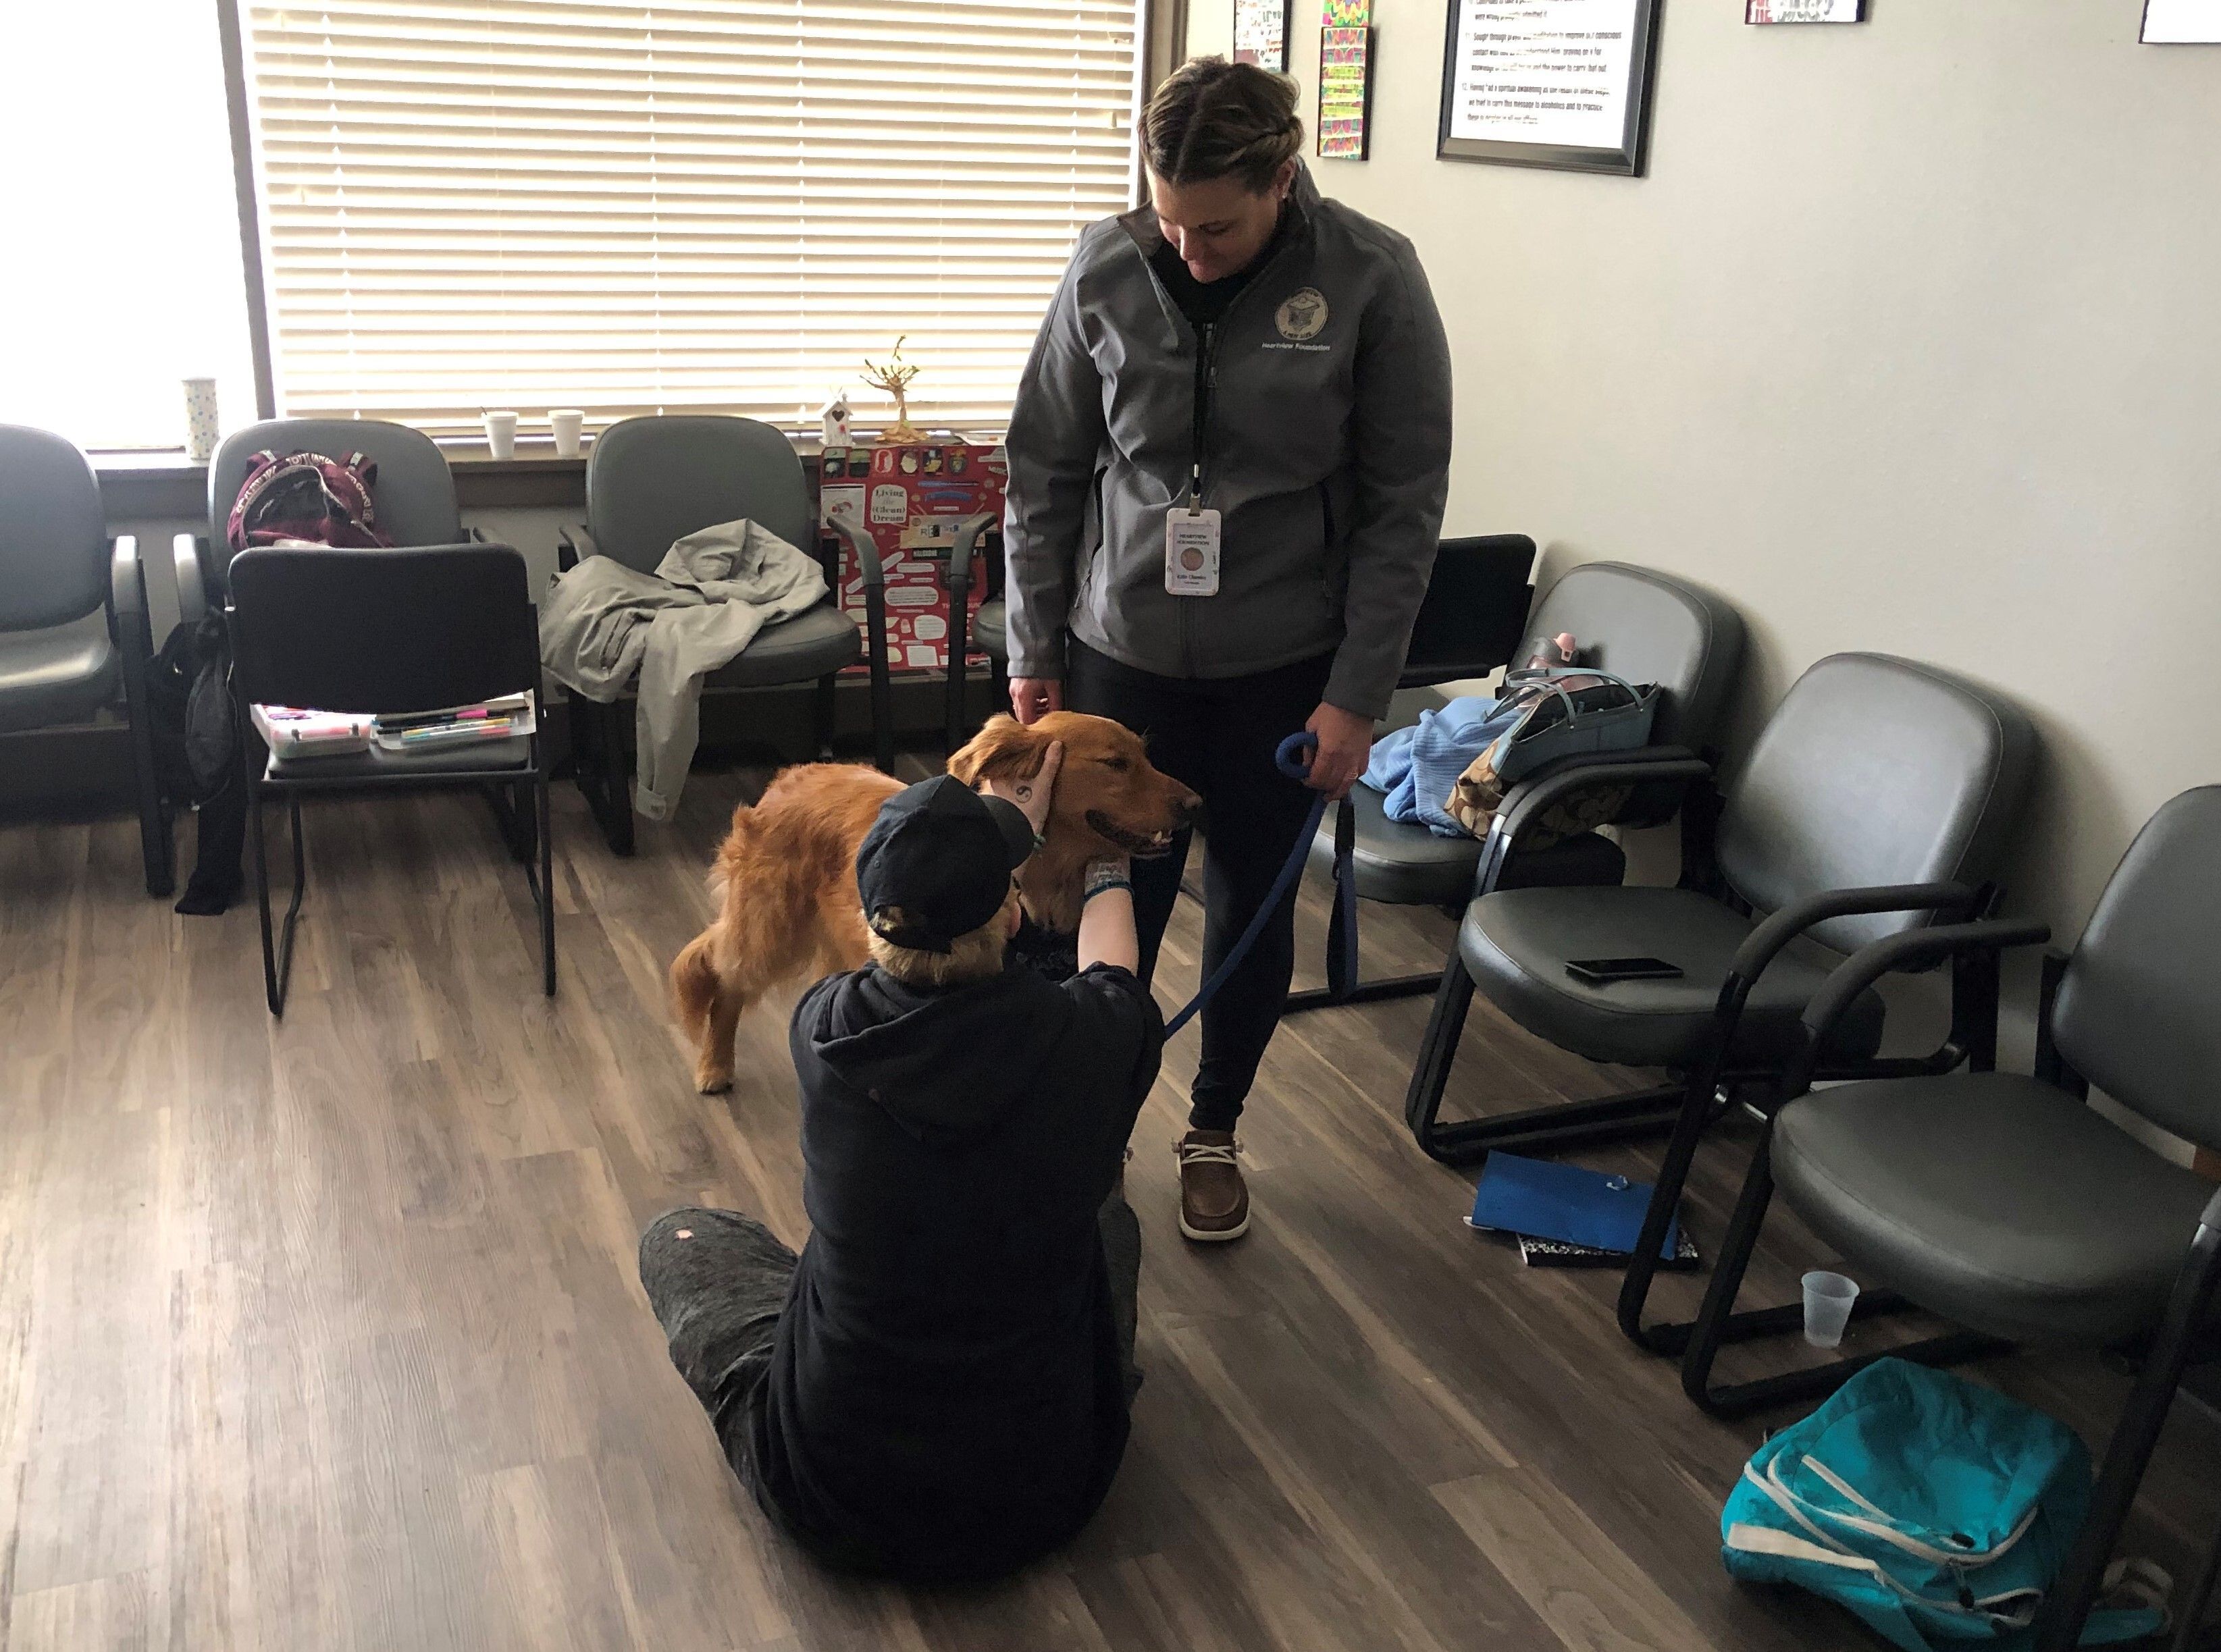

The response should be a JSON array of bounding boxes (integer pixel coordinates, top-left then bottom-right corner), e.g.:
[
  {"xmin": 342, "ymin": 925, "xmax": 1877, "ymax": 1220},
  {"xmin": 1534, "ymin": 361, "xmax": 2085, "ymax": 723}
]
[{"xmin": 240, "ymin": 2, "xmax": 1143, "ymax": 440}]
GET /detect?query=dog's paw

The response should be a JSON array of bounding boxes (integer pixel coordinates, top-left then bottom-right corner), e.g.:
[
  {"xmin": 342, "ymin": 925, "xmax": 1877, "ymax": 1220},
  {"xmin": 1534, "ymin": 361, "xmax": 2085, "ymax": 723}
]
[{"xmin": 696, "ymin": 1068, "xmax": 735, "ymax": 1095}]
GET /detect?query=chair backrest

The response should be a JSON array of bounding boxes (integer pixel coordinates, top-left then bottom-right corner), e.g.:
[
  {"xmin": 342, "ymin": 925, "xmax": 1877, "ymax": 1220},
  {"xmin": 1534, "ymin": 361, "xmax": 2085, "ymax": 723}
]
[
  {"xmin": 0, "ymin": 424, "xmax": 108, "ymax": 632},
  {"xmin": 2052, "ymin": 787, "xmax": 2221, "ymax": 1151},
  {"xmin": 1521, "ymin": 560, "xmax": 1746, "ymax": 750},
  {"xmin": 208, "ymin": 419, "xmax": 463, "ymax": 578},
  {"xmin": 1717, "ymin": 654, "xmax": 2037, "ymax": 955},
  {"xmin": 585, "ymin": 415, "xmax": 812, "ymax": 573},
  {"xmin": 1401, "ymin": 535, "xmax": 1537, "ymax": 686},
  {"xmin": 228, "ymin": 543, "xmax": 537, "ymax": 716}
]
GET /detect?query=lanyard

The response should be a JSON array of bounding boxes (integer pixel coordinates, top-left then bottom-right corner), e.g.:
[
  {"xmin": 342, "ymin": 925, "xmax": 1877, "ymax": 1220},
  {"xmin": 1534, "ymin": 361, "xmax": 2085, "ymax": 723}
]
[{"xmin": 1186, "ymin": 321, "xmax": 1214, "ymax": 514}]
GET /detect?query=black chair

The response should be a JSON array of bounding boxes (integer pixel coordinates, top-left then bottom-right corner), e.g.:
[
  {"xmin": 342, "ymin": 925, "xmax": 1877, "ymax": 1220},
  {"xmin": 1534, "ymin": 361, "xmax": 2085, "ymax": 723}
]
[
  {"xmin": 558, "ymin": 415, "xmax": 888, "ymax": 853},
  {"xmin": 226, "ymin": 542, "xmax": 554, "ymax": 1015},
  {"xmin": 1290, "ymin": 552, "xmax": 1746, "ymax": 1023},
  {"xmin": 942, "ymin": 512, "xmax": 1005, "ymax": 753},
  {"xmin": 0, "ymin": 424, "xmax": 170, "ymax": 895},
  {"xmin": 1670, "ymin": 787, "xmax": 2221, "ymax": 1651}
]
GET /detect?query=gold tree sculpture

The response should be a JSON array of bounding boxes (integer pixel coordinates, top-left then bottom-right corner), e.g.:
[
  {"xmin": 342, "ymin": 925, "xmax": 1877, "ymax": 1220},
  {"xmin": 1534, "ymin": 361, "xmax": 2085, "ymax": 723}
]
[{"xmin": 862, "ymin": 336, "xmax": 926, "ymax": 444}]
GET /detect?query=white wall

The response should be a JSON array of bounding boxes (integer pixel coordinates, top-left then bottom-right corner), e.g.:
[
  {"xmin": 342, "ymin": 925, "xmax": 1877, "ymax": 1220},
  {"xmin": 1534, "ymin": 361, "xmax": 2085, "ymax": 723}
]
[{"xmin": 1198, "ymin": 0, "xmax": 2219, "ymax": 980}]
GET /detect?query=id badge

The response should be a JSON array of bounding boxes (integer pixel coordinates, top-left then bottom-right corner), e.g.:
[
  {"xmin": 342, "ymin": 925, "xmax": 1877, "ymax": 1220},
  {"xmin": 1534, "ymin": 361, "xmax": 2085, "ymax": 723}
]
[{"xmin": 1164, "ymin": 508, "xmax": 1222, "ymax": 597}]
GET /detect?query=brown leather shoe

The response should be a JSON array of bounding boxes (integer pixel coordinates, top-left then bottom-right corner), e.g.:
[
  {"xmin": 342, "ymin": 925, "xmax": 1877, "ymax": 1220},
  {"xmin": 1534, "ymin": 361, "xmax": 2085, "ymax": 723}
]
[{"xmin": 1176, "ymin": 1130, "xmax": 1249, "ymax": 1242}]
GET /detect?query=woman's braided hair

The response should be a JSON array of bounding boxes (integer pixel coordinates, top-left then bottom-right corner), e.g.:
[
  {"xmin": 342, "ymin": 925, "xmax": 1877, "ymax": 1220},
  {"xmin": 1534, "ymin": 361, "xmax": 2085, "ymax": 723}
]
[{"xmin": 1144, "ymin": 57, "xmax": 1303, "ymax": 193}]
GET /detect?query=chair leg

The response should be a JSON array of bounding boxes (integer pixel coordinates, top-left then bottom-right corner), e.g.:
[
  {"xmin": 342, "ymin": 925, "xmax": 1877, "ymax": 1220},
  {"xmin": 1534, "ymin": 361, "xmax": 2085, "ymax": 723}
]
[
  {"xmin": 121, "ymin": 672, "xmax": 174, "ymax": 900},
  {"xmin": 252, "ymin": 785, "xmax": 305, "ymax": 1017},
  {"xmin": 2033, "ymin": 1218, "xmax": 2221, "ymax": 1652},
  {"xmin": 1677, "ymin": 1125, "xmax": 2008, "ymax": 1417},
  {"xmin": 1405, "ymin": 953, "xmax": 1478, "ymax": 1152},
  {"xmin": 569, "ymin": 693, "xmax": 633, "ymax": 855},
  {"xmin": 1286, "ymin": 969, "xmax": 1448, "ymax": 1014},
  {"xmin": 535, "ymin": 764, "xmax": 556, "ymax": 997},
  {"xmin": 814, "ymin": 672, "xmax": 838, "ymax": 762},
  {"xmin": 1619, "ymin": 1071, "xmax": 1731, "ymax": 1351}
]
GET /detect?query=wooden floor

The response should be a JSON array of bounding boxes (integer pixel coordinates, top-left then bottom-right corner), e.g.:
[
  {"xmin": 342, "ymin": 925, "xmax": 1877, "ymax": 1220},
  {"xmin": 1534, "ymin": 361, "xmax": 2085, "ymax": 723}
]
[{"xmin": 5, "ymin": 758, "xmax": 2218, "ymax": 1652}]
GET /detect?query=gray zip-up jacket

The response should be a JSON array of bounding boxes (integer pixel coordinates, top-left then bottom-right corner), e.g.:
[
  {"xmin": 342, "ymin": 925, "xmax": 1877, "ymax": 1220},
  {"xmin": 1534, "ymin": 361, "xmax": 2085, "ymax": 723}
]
[{"xmin": 1003, "ymin": 165, "xmax": 1452, "ymax": 720}]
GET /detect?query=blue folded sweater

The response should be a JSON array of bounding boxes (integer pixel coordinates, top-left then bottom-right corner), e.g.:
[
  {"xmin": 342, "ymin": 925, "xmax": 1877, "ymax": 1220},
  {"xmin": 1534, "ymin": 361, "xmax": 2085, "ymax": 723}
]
[{"xmin": 1360, "ymin": 695, "xmax": 1523, "ymax": 837}]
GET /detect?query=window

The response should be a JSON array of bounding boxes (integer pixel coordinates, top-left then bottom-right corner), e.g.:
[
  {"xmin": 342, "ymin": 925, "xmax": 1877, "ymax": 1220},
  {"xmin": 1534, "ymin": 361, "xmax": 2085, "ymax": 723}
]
[
  {"xmin": 0, "ymin": 4, "xmax": 258, "ymax": 451},
  {"xmin": 238, "ymin": 1, "xmax": 1145, "ymax": 442}
]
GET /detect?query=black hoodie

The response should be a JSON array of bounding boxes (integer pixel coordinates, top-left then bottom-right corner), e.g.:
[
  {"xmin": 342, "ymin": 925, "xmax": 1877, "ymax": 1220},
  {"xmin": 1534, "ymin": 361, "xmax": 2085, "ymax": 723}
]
[{"xmin": 753, "ymin": 957, "xmax": 1162, "ymax": 1582}]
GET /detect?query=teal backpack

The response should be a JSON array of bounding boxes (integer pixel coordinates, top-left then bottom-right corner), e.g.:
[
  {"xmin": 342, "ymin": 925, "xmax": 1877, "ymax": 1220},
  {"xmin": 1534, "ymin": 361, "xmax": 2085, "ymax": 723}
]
[{"xmin": 1721, "ymin": 1360, "xmax": 2170, "ymax": 1650}]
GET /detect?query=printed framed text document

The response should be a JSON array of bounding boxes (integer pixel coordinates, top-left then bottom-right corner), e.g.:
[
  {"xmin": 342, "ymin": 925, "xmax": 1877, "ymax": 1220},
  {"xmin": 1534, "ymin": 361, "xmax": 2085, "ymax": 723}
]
[
  {"xmin": 2141, "ymin": 0, "xmax": 2221, "ymax": 43},
  {"xmin": 1437, "ymin": 0, "xmax": 1662, "ymax": 175}
]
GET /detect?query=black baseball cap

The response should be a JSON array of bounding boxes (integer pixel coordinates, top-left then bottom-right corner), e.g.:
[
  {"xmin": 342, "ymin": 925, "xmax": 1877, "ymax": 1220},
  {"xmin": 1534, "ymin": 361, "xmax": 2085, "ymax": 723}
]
[{"xmin": 857, "ymin": 775, "xmax": 1035, "ymax": 954}]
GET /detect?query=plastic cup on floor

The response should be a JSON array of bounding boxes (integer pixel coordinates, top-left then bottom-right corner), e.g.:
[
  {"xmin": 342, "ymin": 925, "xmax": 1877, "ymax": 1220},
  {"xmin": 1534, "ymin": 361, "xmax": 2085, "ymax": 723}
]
[
  {"xmin": 1802, "ymin": 1270, "xmax": 1859, "ymax": 1348},
  {"xmin": 484, "ymin": 409, "xmax": 519, "ymax": 459}
]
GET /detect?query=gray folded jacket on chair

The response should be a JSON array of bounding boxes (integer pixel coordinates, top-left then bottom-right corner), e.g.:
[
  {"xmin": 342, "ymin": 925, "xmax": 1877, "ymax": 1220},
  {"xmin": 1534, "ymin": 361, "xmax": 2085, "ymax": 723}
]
[{"xmin": 540, "ymin": 516, "xmax": 827, "ymax": 821}]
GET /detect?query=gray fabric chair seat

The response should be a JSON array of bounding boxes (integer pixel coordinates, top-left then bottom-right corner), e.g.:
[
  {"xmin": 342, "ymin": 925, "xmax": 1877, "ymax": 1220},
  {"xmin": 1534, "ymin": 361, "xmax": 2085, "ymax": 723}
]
[
  {"xmin": 702, "ymin": 604, "xmax": 862, "ymax": 687},
  {"xmin": 0, "ymin": 613, "xmax": 119, "ymax": 732},
  {"xmin": 972, "ymin": 598, "xmax": 1007, "ymax": 662},
  {"xmin": 1773, "ymin": 1071, "xmax": 2216, "ymax": 1347},
  {"xmin": 1459, "ymin": 884, "xmax": 1885, "ymax": 1069},
  {"xmin": 266, "ymin": 733, "xmax": 535, "ymax": 781},
  {"xmin": 1309, "ymin": 781, "xmax": 1626, "ymax": 906}
]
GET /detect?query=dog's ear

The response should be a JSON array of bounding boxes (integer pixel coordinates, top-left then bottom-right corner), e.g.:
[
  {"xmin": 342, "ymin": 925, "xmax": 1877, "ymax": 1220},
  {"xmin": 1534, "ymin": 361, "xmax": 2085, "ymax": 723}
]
[{"xmin": 947, "ymin": 714, "xmax": 1042, "ymax": 787}]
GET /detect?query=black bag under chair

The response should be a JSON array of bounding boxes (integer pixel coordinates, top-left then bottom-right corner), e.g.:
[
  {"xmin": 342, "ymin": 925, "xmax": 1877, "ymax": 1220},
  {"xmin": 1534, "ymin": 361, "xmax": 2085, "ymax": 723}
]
[{"xmin": 1675, "ymin": 786, "xmax": 2221, "ymax": 1652}]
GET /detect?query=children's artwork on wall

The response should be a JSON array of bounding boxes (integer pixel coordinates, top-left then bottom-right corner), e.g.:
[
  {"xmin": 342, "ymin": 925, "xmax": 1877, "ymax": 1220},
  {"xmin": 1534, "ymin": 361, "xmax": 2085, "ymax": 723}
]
[
  {"xmin": 2141, "ymin": 0, "xmax": 2221, "ymax": 42},
  {"xmin": 1233, "ymin": 0, "xmax": 1287, "ymax": 71},
  {"xmin": 1323, "ymin": 0, "xmax": 1371, "ymax": 21},
  {"xmin": 1317, "ymin": 26, "xmax": 1374, "ymax": 159},
  {"xmin": 1746, "ymin": 0, "xmax": 1864, "ymax": 20}
]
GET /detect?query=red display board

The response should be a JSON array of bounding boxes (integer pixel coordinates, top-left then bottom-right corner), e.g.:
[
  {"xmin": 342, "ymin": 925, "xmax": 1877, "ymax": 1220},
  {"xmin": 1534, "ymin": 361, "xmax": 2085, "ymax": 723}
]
[{"xmin": 819, "ymin": 442, "xmax": 1006, "ymax": 674}]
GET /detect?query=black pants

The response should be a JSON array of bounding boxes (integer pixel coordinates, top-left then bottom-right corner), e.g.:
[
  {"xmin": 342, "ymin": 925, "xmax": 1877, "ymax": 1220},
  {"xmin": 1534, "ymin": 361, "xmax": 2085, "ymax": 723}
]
[
  {"xmin": 1066, "ymin": 640, "xmax": 1332, "ymax": 1133},
  {"xmin": 638, "ymin": 1200, "xmax": 1142, "ymax": 1572}
]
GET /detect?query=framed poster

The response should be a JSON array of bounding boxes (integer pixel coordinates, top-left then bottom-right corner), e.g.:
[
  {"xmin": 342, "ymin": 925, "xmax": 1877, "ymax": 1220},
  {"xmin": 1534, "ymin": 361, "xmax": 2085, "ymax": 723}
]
[
  {"xmin": 1317, "ymin": 26, "xmax": 1374, "ymax": 159},
  {"xmin": 2141, "ymin": 0, "xmax": 2221, "ymax": 42},
  {"xmin": 1747, "ymin": 0, "xmax": 1864, "ymax": 20},
  {"xmin": 1438, "ymin": 0, "xmax": 1663, "ymax": 176},
  {"xmin": 1233, "ymin": 0, "xmax": 1288, "ymax": 71}
]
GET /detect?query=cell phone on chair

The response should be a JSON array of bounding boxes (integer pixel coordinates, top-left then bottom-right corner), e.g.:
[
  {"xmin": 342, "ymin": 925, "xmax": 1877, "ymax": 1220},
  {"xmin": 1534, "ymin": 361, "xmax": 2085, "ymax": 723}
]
[{"xmin": 1565, "ymin": 956, "xmax": 1683, "ymax": 985}]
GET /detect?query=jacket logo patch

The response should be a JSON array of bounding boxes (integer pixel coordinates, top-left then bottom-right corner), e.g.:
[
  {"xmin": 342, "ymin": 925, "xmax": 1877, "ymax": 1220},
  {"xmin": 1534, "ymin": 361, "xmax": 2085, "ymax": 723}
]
[{"xmin": 1276, "ymin": 288, "xmax": 1328, "ymax": 342}]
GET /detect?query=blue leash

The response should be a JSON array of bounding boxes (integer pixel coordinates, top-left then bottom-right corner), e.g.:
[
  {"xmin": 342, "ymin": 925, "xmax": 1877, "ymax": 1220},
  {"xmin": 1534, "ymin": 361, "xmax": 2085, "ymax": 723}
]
[{"xmin": 1161, "ymin": 731, "xmax": 1359, "ymax": 1038}]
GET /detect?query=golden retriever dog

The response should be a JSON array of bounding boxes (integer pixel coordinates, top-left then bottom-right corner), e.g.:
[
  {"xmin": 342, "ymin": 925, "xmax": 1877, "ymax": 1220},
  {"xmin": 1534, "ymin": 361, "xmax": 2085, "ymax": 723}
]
[{"xmin": 673, "ymin": 712, "xmax": 1200, "ymax": 1093}]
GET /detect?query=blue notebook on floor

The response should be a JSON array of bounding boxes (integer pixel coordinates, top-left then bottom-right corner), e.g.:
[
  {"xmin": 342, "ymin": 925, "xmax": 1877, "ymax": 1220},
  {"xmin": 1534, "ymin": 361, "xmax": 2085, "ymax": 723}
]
[{"xmin": 1467, "ymin": 1152, "xmax": 1680, "ymax": 1260}]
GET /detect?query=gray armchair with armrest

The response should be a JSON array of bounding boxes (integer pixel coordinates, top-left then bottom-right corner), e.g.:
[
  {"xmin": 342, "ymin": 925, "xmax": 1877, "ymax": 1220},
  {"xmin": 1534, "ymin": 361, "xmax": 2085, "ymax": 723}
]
[
  {"xmin": 556, "ymin": 415, "xmax": 889, "ymax": 855},
  {"xmin": 0, "ymin": 424, "xmax": 172, "ymax": 896},
  {"xmin": 1453, "ymin": 652, "xmax": 2038, "ymax": 1356},
  {"xmin": 1671, "ymin": 786, "xmax": 2221, "ymax": 1651},
  {"xmin": 1297, "ymin": 556, "xmax": 1746, "ymax": 1028}
]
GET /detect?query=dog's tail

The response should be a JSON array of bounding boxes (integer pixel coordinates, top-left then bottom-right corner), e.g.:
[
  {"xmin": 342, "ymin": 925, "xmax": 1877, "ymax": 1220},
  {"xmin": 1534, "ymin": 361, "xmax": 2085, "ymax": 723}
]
[
  {"xmin": 670, "ymin": 930, "xmax": 721, "ymax": 1043},
  {"xmin": 706, "ymin": 799, "xmax": 758, "ymax": 906}
]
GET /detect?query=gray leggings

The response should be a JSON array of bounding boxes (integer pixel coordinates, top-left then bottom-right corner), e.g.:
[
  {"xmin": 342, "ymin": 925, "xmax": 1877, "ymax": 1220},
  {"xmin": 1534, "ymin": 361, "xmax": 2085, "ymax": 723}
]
[{"xmin": 637, "ymin": 1194, "xmax": 1143, "ymax": 1513}]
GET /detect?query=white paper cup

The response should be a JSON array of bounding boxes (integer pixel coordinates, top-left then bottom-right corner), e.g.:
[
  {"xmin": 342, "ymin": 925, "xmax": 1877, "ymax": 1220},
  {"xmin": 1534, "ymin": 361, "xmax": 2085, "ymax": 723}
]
[
  {"xmin": 549, "ymin": 408, "xmax": 584, "ymax": 458},
  {"xmin": 484, "ymin": 410, "xmax": 519, "ymax": 460},
  {"xmin": 182, "ymin": 377, "xmax": 219, "ymax": 462},
  {"xmin": 1802, "ymin": 1270, "xmax": 1859, "ymax": 1349}
]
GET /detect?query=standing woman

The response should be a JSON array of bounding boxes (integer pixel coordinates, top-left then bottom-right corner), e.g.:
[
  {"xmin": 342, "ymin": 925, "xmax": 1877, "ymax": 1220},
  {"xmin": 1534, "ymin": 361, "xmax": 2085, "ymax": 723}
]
[{"xmin": 1002, "ymin": 57, "xmax": 1453, "ymax": 1242}]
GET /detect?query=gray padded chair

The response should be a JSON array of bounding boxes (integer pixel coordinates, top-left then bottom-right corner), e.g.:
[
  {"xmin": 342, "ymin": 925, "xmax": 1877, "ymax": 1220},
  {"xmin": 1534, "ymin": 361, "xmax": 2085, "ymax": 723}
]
[
  {"xmin": 1297, "ymin": 557, "xmax": 1746, "ymax": 1027},
  {"xmin": 192, "ymin": 418, "xmax": 465, "ymax": 597},
  {"xmin": 0, "ymin": 424, "xmax": 170, "ymax": 895},
  {"xmin": 1670, "ymin": 787, "xmax": 2221, "ymax": 1651},
  {"xmin": 1413, "ymin": 654, "xmax": 2035, "ymax": 1175},
  {"xmin": 558, "ymin": 415, "xmax": 885, "ymax": 853}
]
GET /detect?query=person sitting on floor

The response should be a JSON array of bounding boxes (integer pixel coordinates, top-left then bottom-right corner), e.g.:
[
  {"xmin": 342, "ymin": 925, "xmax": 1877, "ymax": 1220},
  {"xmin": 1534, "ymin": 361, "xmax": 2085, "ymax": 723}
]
[{"xmin": 638, "ymin": 751, "xmax": 1163, "ymax": 1583}]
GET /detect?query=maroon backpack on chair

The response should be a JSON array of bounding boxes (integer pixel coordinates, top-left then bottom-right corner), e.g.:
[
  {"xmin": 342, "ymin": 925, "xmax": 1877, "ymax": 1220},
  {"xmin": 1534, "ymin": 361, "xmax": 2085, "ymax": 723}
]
[{"xmin": 225, "ymin": 449, "xmax": 395, "ymax": 553}]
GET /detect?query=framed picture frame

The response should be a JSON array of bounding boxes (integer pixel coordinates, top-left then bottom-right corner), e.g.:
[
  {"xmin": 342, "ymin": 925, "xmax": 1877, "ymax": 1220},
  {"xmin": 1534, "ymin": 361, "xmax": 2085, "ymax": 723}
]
[
  {"xmin": 2141, "ymin": 0, "xmax": 2221, "ymax": 43},
  {"xmin": 1437, "ymin": 0, "xmax": 1663, "ymax": 176},
  {"xmin": 1232, "ymin": 0, "xmax": 1288, "ymax": 72},
  {"xmin": 1746, "ymin": 0, "xmax": 1866, "ymax": 20}
]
